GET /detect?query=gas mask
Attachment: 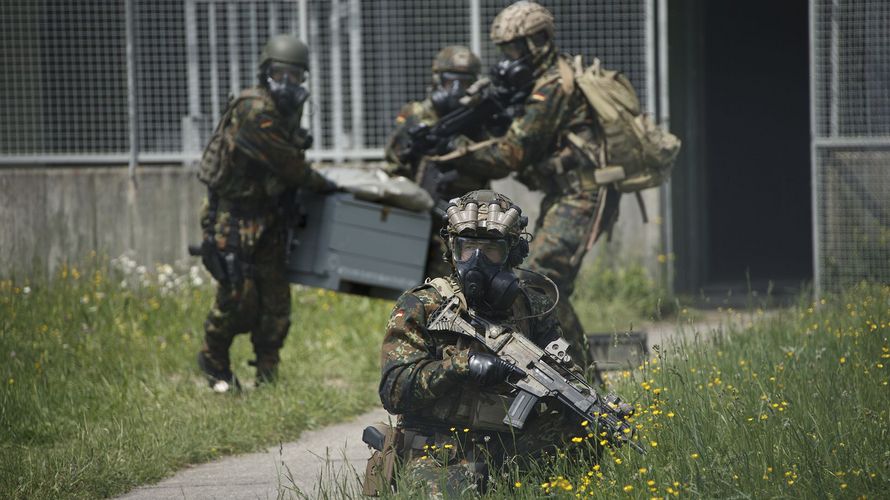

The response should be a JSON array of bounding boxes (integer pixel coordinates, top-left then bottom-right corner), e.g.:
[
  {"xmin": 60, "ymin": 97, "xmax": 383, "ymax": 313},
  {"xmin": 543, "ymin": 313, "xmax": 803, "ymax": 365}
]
[
  {"xmin": 490, "ymin": 56, "xmax": 534, "ymax": 93},
  {"xmin": 430, "ymin": 71, "xmax": 476, "ymax": 116},
  {"xmin": 265, "ymin": 61, "xmax": 309, "ymax": 116},
  {"xmin": 452, "ymin": 236, "xmax": 520, "ymax": 311}
]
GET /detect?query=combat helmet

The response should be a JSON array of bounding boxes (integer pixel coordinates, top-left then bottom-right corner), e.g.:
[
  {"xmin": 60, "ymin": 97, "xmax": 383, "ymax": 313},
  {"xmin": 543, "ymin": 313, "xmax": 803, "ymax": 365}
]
[
  {"xmin": 432, "ymin": 45, "xmax": 482, "ymax": 77},
  {"xmin": 490, "ymin": 1, "xmax": 555, "ymax": 69},
  {"xmin": 490, "ymin": 1, "xmax": 554, "ymax": 44},
  {"xmin": 259, "ymin": 34, "xmax": 309, "ymax": 70},
  {"xmin": 443, "ymin": 190, "xmax": 530, "ymax": 310},
  {"xmin": 430, "ymin": 46, "xmax": 482, "ymax": 115},
  {"xmin": 445, "ymin": 190, "xmax": 527, "ymax": 243}
]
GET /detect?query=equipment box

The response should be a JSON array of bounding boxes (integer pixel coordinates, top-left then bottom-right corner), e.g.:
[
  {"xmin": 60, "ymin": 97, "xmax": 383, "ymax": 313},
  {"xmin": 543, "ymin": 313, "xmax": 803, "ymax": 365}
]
[
  {"xmin": 587, "ymin": 332, "xmax": 649, "ymax": 371},
  {"xmin": 287, "ymin": 192, "xmax": 431, "ymax": 299}
]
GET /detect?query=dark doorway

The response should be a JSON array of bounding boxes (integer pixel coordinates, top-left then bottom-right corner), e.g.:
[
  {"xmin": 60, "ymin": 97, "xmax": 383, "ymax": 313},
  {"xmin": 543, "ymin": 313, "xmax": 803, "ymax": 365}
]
[{"xmin": 669, "ymin": 0, "xmax": 812, "ymax": 298}]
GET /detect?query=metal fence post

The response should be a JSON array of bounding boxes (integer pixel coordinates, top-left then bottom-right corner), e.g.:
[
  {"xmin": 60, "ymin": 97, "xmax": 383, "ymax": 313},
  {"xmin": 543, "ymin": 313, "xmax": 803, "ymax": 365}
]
[
  {"xmin": 208, "ymin": 2, "xmax": 221, "ymax": 124},
  {"xmin": 125, "ymin": 0, "xmax": 139, "ymax": 180},
  {"xmin": 227, "ymin": 2, "xmax": 241, "ymax": 98},
  {"xmin": 657, "ymin": 0, "xmax": 674, "ymax": 295},
  {"xmin": 809, "ymin": 0, "xmax": 822, "ymax": 297},
  {"xmin": 469, "ymin": 0, "xmax": 481, "ymax": 59},
  {"xmin": 330, "ymin": 0, "xmax": 345, "ymax": 162},
  {"xmin": 349, "ymin": 0, "xmax": 364, "ymax": 149}
]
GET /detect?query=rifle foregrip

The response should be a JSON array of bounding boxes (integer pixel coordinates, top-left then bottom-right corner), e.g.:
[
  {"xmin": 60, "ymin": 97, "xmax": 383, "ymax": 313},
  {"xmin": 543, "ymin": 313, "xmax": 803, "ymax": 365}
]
[{"xmin": 504, "ymin": 389, "xmax": 538, "ymax": 430}]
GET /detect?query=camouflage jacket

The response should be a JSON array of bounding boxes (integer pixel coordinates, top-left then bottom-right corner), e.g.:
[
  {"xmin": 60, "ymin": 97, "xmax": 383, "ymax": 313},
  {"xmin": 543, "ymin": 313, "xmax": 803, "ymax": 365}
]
[
  {"xmin": 384, "ymin": 98, "xmax": 492, "ymax": 201},
  {"xmin": 199, "ymin": 86, "xmax": 328, "ymax": 255},
  {"xmin": 209, "ymin": 85, "xmax": 328, "ymax": 207},
  {"xmin": 378, "ymin": 275, "xmax": 565, "ymax": 432},
  {"xmin": 444, "ymin": 53, "xmax": 604, "ymax": 194}
]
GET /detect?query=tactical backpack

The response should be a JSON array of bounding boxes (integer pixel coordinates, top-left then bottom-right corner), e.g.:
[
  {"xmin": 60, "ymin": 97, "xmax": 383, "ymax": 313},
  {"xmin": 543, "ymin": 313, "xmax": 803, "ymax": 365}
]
[
  {"xmin": 197, "ymin": 88, "xmax": 269, "ymax": 189},
  {"xmin": 562, "ymin": 56, "xmax": 681, "ymax": 193}
]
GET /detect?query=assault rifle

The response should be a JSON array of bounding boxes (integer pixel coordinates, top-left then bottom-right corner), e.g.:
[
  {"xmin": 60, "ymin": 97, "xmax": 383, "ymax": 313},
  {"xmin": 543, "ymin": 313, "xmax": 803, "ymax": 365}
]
[
  {"xmin": 397, "ymin": 68, "xmax": 531, "ymax": 168},
  {"xmin": 427, "ymin": 295, "xmax": 645, "ymax": 454}
]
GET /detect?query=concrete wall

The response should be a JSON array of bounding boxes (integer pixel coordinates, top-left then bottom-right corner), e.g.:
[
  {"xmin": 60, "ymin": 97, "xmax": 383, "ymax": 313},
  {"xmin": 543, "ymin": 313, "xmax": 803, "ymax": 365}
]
[
  {"xmin": 0, "ymin": 166, "xmax": 664, "ymax": 281},
  {"xmin": 0, "ymin": 166, "xmax": 204, "ymax": 279}
]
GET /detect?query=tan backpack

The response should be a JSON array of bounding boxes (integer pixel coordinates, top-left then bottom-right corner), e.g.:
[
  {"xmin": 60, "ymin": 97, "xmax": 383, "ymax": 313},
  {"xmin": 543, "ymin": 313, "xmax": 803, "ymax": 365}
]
[
  {"xmin": 564, "ymin": 56, "xmax": 681, "ymax": 193},
  {"xmin": 196, "ymin": 88, "xmax": 268, "ymax": 188}
]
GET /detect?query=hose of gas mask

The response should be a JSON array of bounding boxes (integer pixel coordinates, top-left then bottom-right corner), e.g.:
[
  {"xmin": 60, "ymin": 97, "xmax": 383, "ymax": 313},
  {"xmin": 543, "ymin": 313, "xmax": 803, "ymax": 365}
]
[{"xmin": 512, "ymin": 266, "xmax": 560, "ymax": 321}]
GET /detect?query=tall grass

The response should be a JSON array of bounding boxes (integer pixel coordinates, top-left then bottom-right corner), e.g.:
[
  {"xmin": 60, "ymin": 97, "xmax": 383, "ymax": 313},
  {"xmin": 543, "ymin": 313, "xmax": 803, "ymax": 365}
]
[
  {"xmin": 382, "ymin": 283, "xmax": 889, "ymax": 498},
  {"xmin": 0, "ymin": 255, "xmax": 389, "ymax": 499}
]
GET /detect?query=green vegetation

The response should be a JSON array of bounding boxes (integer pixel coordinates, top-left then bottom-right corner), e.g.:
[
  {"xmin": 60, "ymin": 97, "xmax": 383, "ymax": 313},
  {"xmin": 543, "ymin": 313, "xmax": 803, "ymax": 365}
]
[
  {"xmin": 572, "ymin": 261, "xmax": 670, "ymax": 332},
  {"xmin": 5, "ymin": 254, "xmax": 887, "ymax": 499},
  {"xmin": 0, "ymin": 255, "xmax": 390, "ymax": 499},
  {"xmin": 381, "ymin": 282, "xmax": 890, "ymax": 498}
]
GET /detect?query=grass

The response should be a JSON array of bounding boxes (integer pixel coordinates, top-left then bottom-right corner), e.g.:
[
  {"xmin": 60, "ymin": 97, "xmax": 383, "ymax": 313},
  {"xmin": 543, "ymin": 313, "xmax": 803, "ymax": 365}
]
[
  {"xmin": 376, "ymin": 282, "xmax": 889, "ymax": 498},
  {"xmin": 572, "ymin": 261, "xmax": 671, "ymax": 333},
  {"xmin": 0, "ymin": 255, "xmax": 390, "ymax": 499}
]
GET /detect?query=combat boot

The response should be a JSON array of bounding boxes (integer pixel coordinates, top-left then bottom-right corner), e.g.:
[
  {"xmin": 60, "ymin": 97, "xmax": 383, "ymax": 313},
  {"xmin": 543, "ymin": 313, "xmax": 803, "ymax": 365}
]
[
  {"xmin": 250, "ymin": 352, "xmax": 280, "ymax": 386},
  {"xmin": 197, "ymin": 350, "xmax": 242, "ymax": 393}
]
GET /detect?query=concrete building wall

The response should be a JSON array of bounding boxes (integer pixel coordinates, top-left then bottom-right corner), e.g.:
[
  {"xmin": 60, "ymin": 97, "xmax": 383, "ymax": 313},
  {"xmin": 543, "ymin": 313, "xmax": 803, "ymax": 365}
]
[
  {"xmin": 0, "ymin": 166, "xmax": 204, "ymax": 279},
  {"xmin": 0, "ymin": 166, "xmax": 663, "ymax": 280}
]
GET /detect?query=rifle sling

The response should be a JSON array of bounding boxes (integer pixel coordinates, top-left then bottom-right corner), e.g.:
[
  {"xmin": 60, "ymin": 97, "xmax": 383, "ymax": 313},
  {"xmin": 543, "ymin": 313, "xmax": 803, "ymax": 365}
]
[{"xmin": 427, "ymin": 138, "xmax": 499, "ymax": 163}]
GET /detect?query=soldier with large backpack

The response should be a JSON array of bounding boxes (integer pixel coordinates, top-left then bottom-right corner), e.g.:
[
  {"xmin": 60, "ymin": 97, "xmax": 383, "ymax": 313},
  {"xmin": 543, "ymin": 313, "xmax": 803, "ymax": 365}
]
[
  {"xmin": 435, "ymin": 1, "xmax": 680, "ymax": 376},
  {"xmin": 194, "ymin": 34, "xmax": 336, "ymax": 391}
]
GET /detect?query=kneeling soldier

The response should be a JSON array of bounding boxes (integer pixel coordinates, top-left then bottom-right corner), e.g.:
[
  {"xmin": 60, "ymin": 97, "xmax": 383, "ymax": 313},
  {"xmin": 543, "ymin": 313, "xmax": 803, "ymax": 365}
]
[{"xmin": 372, "ymin": 190, "xmax": 599, "ymax": 496}]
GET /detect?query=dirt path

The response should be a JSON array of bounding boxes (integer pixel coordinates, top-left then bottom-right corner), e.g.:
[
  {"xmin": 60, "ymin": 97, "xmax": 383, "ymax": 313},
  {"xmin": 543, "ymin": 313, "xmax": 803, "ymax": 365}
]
[{"xmin": 118, "ymin": 309, "xmax": 759, "ymax": 499}]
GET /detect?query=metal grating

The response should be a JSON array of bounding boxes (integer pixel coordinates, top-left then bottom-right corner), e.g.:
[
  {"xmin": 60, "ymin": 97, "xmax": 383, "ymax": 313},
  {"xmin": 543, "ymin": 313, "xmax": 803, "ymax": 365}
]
[
  {"xmin": 812, "ymin": 0, "xmax": 890, "ymax": 291},
  {"xmin": 0, "ymin": 0, "xmax": 652, "ymax": 165}
]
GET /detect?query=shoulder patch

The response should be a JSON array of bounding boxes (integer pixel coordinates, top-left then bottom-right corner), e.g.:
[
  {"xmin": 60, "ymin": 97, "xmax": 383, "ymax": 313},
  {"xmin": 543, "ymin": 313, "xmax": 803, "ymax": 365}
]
[{"xmin": 531, "ymin": 92, "xmax": 547, "ymax": 102}]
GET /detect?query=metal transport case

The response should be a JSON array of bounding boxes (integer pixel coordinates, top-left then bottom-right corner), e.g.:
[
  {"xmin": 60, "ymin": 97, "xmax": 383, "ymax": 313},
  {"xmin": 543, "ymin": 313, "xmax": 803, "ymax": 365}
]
[
  {"xmin": 587, "ymin": 331, "xmax": 649, "ymax": 371},
  {"xmin": 287, "ymin": 192, "xmax": 431, "ymax": 299}
]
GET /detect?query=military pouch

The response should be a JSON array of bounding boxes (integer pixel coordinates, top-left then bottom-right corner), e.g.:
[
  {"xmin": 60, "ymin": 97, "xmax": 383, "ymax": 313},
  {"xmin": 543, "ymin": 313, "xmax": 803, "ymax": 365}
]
[{"xmin": 362, "ymin": 423, "xmax": 400, "ymax": 496}]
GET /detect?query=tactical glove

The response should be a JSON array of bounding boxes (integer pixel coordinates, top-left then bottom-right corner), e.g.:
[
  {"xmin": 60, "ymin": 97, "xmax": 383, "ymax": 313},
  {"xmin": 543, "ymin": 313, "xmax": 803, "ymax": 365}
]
[{"xmin": 467, "ymin": 352, "xmax": 525, "ymax": 386}]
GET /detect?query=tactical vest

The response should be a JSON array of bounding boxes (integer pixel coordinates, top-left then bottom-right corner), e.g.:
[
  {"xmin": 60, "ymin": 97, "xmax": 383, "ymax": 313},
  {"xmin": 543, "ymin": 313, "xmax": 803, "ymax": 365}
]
[{"xmin": 405, "ymin": 276, "xmax": 537, "ymax": 432}]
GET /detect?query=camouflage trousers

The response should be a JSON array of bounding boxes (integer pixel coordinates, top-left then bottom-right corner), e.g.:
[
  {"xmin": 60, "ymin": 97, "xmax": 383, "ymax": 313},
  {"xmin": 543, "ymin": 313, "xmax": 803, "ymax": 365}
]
[
  {"xmin": 202, "ymin": 216, "xmax": 291, "ymax": 373},
  {"xmin": 399, "ymin": 410, "xmax": 588, "ymax": 497},
  {"xmin": 526, "ymin": 191, "xmax": 597, "ymax": 373}
]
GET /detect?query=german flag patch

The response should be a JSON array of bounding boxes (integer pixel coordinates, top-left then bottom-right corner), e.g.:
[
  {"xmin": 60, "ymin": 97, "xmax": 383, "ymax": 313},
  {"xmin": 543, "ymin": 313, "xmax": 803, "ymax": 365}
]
[
  {"xmin": 531, "ymin": 92, "xmax": 547, "ymax": 102},
  {"xmin": 259, "ymin": 119, "xmax": 274, "ymax": 129}
]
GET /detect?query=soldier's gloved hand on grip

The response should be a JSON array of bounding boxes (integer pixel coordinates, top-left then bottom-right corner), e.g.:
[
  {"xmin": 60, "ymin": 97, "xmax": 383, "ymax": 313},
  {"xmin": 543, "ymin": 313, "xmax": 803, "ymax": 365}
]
[{"xmin": 467, "ymin": 352, "xmax": 525, "ymax": 386}]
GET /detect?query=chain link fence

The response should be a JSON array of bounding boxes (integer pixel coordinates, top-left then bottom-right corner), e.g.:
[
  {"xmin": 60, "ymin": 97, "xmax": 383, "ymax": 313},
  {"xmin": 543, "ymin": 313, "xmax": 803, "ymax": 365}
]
[
  {"xmin": 811, "ymin": 0, "xmax": 890, "ymax": 291},
  {"xmin": 0, "ymin": 0, "xmax": 651, "ymax": 164}
]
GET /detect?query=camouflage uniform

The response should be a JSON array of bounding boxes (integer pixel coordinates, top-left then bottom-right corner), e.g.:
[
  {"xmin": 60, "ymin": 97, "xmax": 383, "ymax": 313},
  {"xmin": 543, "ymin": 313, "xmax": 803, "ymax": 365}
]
[
  {"xmin": 200, "ymin": 84, "xmax": 329, "ymax": 382},
  {"xmin": 379, "ymin": 276, "xmax": 584, "ymax": 496},
  {"xmin": 384, "ymin": 46, "xmax": 491, "ymax": 279},
  {"xmin": 441, "ymin": 4, "xmax": 610, "ymax": 372}
]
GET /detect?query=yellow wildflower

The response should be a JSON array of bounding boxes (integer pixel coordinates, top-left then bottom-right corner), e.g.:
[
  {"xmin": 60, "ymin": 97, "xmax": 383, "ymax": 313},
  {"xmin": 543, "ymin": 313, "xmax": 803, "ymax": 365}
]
[{"xmin": 623, "ymin": 485, "xmax": 634, "ymax": 492}]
